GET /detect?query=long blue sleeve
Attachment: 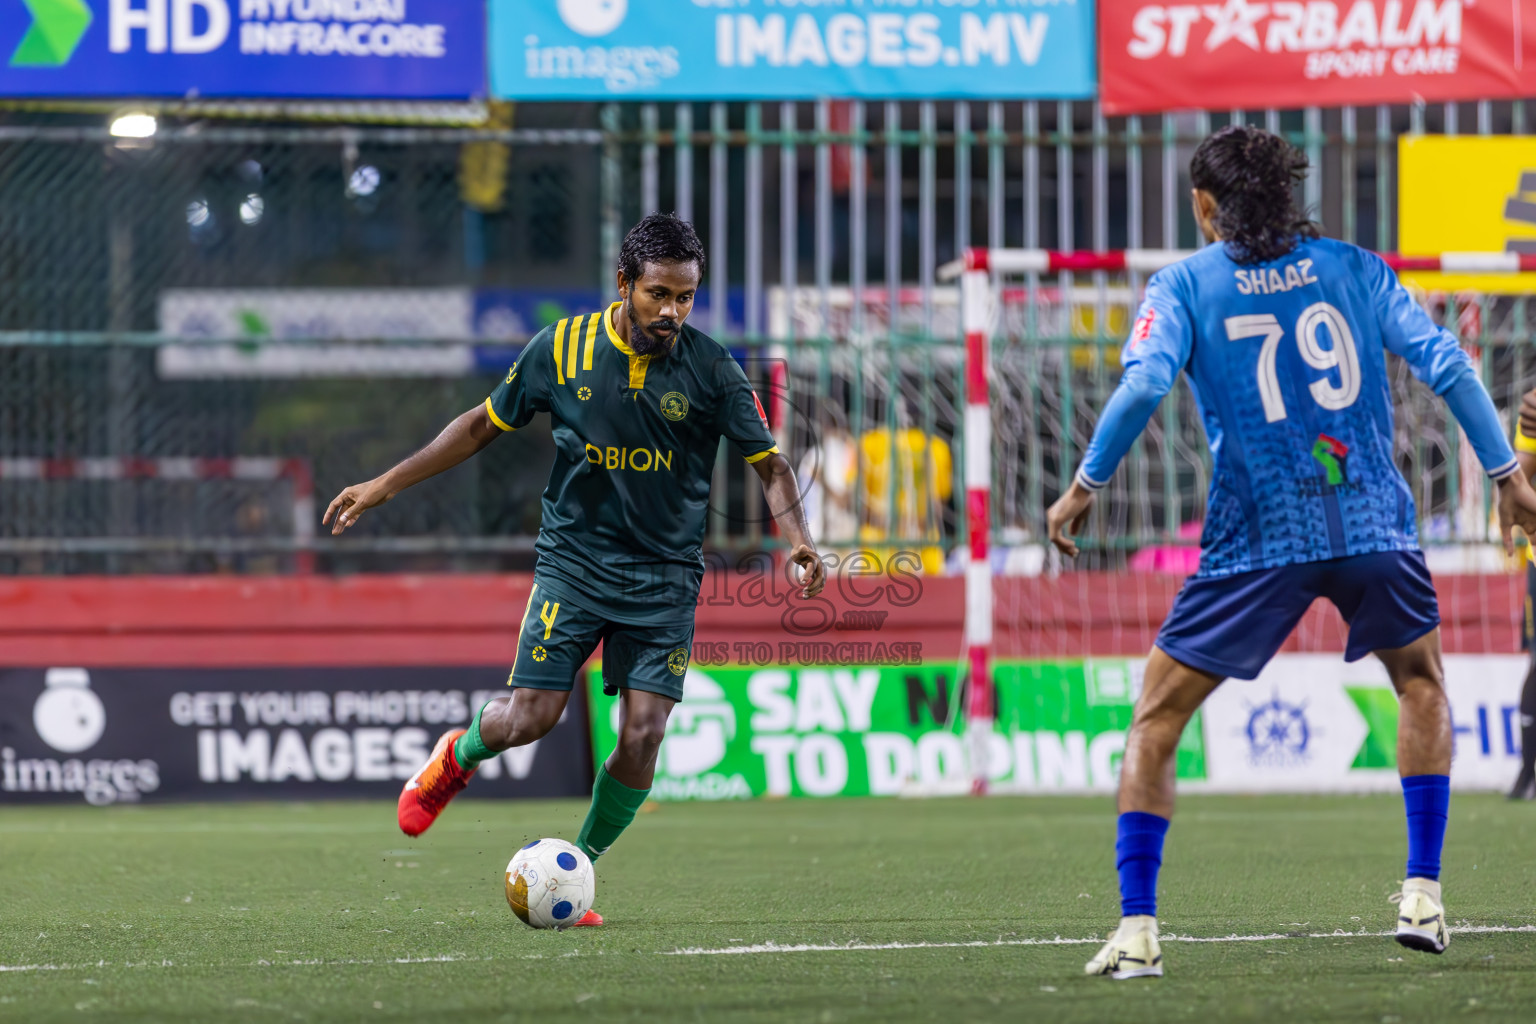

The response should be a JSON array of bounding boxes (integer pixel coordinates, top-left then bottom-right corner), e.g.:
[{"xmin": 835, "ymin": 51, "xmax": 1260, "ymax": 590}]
[
  {"xmin": 1075, "ymin": 366, "xmax": 1176, "ymax": 490},
  {"xmin": 1076, "ymin": 272, "xmax": 1191, "ymax": 491},
  {"xmin": 1365, "ymin": 251, "xmax": 1517, "ymax": 479},
  {"xmin": 1440, "ymin": 369, "xmax": 1518, "ymax": 480}
]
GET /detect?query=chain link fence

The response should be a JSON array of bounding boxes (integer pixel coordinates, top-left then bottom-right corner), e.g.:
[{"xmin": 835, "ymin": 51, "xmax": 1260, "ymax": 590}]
[{"xmin": 2, "ymin": 103, "xmax": 1534, "ymax": 573}]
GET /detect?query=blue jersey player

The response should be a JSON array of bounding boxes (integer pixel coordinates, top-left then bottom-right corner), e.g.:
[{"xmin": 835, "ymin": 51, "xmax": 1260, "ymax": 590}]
[{"xmin": 1046, "ymin": 126, "xmax": 1536, "ymax": 979}]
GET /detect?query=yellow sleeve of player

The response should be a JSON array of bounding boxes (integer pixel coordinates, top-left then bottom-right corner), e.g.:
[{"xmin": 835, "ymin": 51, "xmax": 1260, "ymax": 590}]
[{"xmin": 1515, "ymin": 430, "xmax": 1536, "ymax": 455}]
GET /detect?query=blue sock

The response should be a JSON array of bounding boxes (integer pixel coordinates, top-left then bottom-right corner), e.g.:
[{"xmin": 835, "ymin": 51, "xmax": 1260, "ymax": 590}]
[
  {"xmin": 1401, "ymin": 774, "xmax": 1450, "ymax": 881},
  {"xmin": 1116, "ymin": 811, "xmax": 1170, "ymax": 917}
]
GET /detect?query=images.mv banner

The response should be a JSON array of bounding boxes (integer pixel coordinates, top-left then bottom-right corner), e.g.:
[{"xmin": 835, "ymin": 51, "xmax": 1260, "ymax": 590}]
[{"xmin": 493, "ymin": 0, "xmax": 1095, "ymax": 100}]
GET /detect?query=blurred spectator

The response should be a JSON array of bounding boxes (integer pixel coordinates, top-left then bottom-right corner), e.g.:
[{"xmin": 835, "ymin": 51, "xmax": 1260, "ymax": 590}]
[
  {"xmin": 858, "ymin": 427, "xmax": 953, "ymax": 574},
  {"xmin": 798, "ymin": 424, "xmax": 858, "ymax": 545},
  {"xmin": 1127, "ymin": 521, "xmax": 1204, "ymax": 575}
]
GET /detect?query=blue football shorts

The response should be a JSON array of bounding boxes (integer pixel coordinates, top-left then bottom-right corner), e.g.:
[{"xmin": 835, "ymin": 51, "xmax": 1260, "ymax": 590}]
[{"xmin": 1155, "ymin": 550, "xmax": 1440, "ymax": 680}]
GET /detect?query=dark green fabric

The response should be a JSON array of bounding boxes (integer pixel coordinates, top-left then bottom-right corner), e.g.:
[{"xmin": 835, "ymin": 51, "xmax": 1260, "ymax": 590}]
[
  {"xmin": 487, "ymin": 306, "xmax": 777, "ymax": 627},
  {"xmin": 576, "ymin": 764, "xmax": 650, "ymax": 861}
]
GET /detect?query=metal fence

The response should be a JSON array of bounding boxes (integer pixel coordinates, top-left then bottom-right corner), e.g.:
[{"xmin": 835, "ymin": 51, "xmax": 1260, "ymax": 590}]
[{"xmin": 2, "ymin": 100, "xmax": 1534, "ymax": 573}]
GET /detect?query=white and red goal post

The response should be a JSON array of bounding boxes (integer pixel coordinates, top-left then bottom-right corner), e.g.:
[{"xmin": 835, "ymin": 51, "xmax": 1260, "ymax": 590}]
[{"xmin": 946, "ymin": 246, "xmax": 1532, "ymax": 796}]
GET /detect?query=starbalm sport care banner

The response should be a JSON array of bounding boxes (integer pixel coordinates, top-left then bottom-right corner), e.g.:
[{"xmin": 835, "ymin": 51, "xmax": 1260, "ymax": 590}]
[{"xmin": 1100, "ymin": 0, "xmax": 1536, "ymax": 115}]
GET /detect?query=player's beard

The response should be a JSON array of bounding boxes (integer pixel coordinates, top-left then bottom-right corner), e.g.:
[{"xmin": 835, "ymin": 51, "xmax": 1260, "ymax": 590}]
[{"xmin": 627, "ymin": 303, "xmax": 678, "ymax": 357}]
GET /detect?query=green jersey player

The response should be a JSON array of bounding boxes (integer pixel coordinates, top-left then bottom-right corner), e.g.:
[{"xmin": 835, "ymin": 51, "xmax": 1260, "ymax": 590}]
[{"xmin": 324, "ymin": 214, "xmax": 827, "ymax": 926}]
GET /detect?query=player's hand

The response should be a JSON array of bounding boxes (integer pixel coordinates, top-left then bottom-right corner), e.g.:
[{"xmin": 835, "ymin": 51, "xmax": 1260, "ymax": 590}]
[
  {"xmin": 1046, "ymin": 481, "xmax": 1096, "ymax": 557},
  {"xmin": 1495, "ymin": 472, "xmax": 1536, "ymax": 557},
  {"xmin": 789, "ymin": 543, "xmax": 827, "ymax": 599},
  {"xmin": 1520, "ymin": 387, "xmax": 1536, "ymax": 440},
  {"xmin": 323, "ymin": 477, "xmax": 393, "ymax": 535}
]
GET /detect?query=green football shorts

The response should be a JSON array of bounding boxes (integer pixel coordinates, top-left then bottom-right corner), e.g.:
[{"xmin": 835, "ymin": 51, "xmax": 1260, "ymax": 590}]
[{"xmin": 507, "ymin": 578, "xmax": 693, "ymax": 702}]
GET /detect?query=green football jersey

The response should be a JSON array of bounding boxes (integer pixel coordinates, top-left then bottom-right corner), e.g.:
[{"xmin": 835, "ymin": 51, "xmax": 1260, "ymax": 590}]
[{"xmin": 485, "ymin": 303, "xmax": 779, "ymax": 626}]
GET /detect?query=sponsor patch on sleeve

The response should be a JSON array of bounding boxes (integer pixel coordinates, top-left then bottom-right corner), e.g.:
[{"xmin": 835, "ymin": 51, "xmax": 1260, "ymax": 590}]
[{"xmin": 1130, "ymin": 306, "xmax": 1155, "ymax": 349}]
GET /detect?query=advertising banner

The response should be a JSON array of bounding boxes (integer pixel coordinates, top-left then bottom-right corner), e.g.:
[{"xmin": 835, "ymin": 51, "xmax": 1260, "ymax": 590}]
[
  {"xmin": 1398, "ymin": 135, "xmax": 1536, "ymax": 293},
  {"xmin": 491, "ymin": 0, "xmax": 1095, "ymax": 100},
  {"xmin": 0, "ymin": 667, "xmax": 591, "ymax": 804},
  {"xmin": 0, "ymin": 1, "xmax": 484, "ymax": 99},
  {"xmin": 587, "ymin": 660, "xmax": 1207, "ymax": 800},
  {"xmin": 1199, "ymin": 654, "xmax": 1525, "ymax": 792},
  {"xmin": 1100, "ymin": 0, "xmax": 1536, "ymax": 116}
]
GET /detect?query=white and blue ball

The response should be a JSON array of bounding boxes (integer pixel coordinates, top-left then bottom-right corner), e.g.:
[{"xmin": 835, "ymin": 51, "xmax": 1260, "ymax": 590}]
[{"xmin": 504, "ymin": 838, "xmax": 594, "ymax": 930}]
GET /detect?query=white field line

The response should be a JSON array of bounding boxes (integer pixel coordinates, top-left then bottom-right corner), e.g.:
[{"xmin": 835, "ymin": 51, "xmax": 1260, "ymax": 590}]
[
  {"xmin": 3, "ymin": 925, "xmax": 1534, "ymax": 974},
  {"xmin": 662, "ymin": 924, "xmax": 1536, "ymax": 956}
]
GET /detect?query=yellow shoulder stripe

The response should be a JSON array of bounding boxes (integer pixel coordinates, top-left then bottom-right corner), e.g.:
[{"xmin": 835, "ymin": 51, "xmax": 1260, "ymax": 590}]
[
  {"xmin": 1516, "ymin": 431, "xmax": 1536, "ymax": 454},
  {"xmin": 553, "ymin": 318, "xmax": 570, "ymax": 385},
  {"xmin": 484, "ymin": 397, "xmax": 514, "ymax": 432},
  {"xmin": 744, "ymin": 446, "xmax": 780, "ymax": 464},
  {"xmin": 565, "ymin": 318, "xmax": 579, "ymax": 381},
  {"xmin": 582, "ymin": 312, "xmax": 600, "ymax": 372}
]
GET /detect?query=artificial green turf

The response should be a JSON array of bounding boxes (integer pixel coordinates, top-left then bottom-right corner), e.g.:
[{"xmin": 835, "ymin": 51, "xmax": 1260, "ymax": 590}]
[{"xmin": 2, "ymin": 794, "xmax": 1534, "ymax": 1022}]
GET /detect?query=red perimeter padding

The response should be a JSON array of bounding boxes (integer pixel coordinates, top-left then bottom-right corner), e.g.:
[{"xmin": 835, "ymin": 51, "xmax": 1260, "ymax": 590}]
[{"xmin": 0, "ymin": 570, "xmax": 1520, "ymax": 667}]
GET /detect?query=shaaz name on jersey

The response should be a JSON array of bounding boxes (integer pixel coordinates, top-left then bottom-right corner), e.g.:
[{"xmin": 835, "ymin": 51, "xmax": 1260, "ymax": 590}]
[{"xmin": 1233, "ymin": 259, "xmax": 1319, "ymax": 296}]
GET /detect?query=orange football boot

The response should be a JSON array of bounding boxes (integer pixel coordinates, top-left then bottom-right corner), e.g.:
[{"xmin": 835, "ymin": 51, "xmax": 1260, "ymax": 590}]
[
  {"xmin": 573, "ymin": 910, "xmax": 603, "ymax": 927},
  {"xmin": 398, "ymin": 729, "xmax": 475, "ymax": 837}
]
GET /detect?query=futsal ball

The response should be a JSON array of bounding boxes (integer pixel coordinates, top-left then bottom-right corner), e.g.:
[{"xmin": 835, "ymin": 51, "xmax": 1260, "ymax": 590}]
[{"xmin": 504, "ymin": 838, "xmax": 594, "ymax": 930}]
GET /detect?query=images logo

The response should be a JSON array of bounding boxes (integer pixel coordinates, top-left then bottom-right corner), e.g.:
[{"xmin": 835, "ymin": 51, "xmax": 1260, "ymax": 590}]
[
  {"xmin": 1310, "ymin": 433, "xmax": 1349, "ymax": 486},
  {"xmin": 33, "ymin": 667, "xmax": 105, "ymax": 753},
  {"xmin": 10, "ymin": 0, "xmax": 93, "ymax": 68},
  {"xmin": 557, "ymin": 0, "xmax": 626, "ymax": 37}
]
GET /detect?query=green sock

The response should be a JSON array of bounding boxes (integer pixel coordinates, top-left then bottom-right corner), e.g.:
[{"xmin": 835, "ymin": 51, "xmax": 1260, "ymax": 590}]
[
  {"xmin": 576, "ymin": 765, "xmax": 649, "ymax": 860},
  {"xmin": 453, "ymin": 702, "xmax": 497, "ymax": 771}
]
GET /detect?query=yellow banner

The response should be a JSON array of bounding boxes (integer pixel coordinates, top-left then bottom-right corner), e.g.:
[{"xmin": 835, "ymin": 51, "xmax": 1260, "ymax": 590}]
[{"xmin": 1398, "ymin": 135, "xmax": 1536, "ymax": 293}]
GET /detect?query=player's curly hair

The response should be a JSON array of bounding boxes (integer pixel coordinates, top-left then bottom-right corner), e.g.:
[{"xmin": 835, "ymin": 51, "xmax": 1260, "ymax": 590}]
[
  {"xmin": 618, "ymin": 212, "xmax": 707, "ymax": 284},
  {"xmin": 1190, "ymin": 125, "xmax": 1319, "ymax": 265}
]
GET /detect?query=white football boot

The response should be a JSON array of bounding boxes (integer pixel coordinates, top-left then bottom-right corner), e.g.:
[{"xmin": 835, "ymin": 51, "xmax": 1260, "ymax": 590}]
[
  {"xmin": 1393, "ymin": 878, "xmax": 1449, "ymax": 954},
  {"xmin": 1085, "ymin": 915, "xmax": 1164, "ymax": 979}
]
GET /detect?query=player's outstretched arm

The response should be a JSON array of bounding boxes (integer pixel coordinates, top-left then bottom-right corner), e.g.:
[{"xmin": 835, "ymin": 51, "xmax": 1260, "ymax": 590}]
[
  {"xmin": 1050, "ymin": 274, "xmax": 1189, "ymax": 557},
  {"xmin": 751, "ymin": 452, "xmax": 827, "ymax": 598},
  {"xmin": 1496, "ymin": 473, "xmax": 1536, "ymax": 557},
  {"xmin": 1046, "ymin": 480, "xmax": 1096, "ymax": 558},
  {"xmin": 1518, "ymin": 388, "xmax": 1536, "ymax": 483},
  {"xmin": 324, "ymin": 403, "xmax": 504, "ymax": 535}
]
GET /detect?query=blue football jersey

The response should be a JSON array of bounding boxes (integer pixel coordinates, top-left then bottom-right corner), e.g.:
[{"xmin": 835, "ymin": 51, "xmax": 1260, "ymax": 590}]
[{"xmin": 1076, "ymin": 237, "xmax": 1516, "ymax": 577}]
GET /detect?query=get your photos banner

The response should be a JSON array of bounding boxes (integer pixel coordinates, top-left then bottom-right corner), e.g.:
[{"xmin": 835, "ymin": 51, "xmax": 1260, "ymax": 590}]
[
  {"xmin": 492, "ymin": 0, "xmax": 1095, "ymax": 99},
  {"xmin": 1100, "ymin": 0, "xmax": 1536, "ymax": 115}
]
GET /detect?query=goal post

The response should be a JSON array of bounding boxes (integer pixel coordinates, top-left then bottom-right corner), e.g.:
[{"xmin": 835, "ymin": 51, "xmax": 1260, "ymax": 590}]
[{"xmin": 961, "ymin": 255, "xmax": 993, "ymax": 796}]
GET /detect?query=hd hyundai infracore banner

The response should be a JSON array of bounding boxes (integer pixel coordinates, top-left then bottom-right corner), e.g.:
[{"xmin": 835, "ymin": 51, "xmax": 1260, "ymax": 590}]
[
  {"xmin": 1101, "ymin": 0, "xmax": 1536, "ymax": 115},
  {"xmin": 0, "ymin": 1, "xmax": 485, "ymax": 98}
]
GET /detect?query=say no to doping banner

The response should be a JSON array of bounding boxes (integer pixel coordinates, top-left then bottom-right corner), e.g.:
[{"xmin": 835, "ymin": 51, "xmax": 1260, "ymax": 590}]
[
  {"xmin": 593, "ymin": 655, "xmax": 1524, "ymax": 801},
  {"xmin": 492, "ymin": 0, "xmax": 1095, "ymax": 99},
  {"xmin": 590, "ymin": 661, "xmax": 1207, "ymax": 800},
  {"xmin": 1101, "ymin": 0, "xmax": 1536, "ymax": 115},
  {"xmin": 0, "ymin": 1, "xmax": 484, "ymax": 99}
]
